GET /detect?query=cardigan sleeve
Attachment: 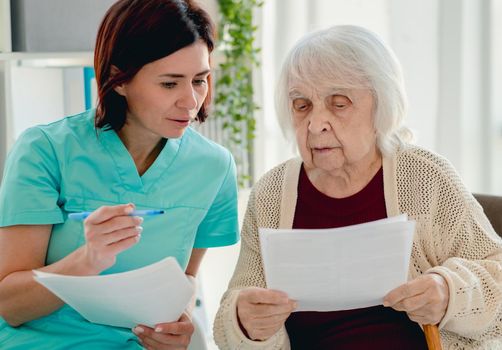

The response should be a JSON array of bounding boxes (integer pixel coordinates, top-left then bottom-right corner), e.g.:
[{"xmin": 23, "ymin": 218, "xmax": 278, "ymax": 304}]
[
  {"xmin": 213, "ymin": 188, "xmax": 290, "ymax": 350},
  {"xmin": 427, "ymin": 192, "xmax": 502, "ymax": 340},
  {"xmin": 400, "ymin": 148, "xmax": 502, "ymax": 340}
]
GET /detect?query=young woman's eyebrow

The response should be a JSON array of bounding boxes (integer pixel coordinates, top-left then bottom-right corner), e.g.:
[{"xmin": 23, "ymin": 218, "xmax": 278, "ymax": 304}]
[{"xmin": 158, "ymin": 69, "xmax": 211, "ymax": 78}]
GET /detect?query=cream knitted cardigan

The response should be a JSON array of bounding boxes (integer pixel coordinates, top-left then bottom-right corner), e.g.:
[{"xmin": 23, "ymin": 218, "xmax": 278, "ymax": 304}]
[{"xmin": 213, "ymin": 145, "xmax": 502, "ymax": 350}]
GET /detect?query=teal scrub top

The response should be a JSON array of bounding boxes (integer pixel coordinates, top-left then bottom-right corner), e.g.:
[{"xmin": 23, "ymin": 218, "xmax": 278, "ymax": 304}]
[{"xmin": 0, "ymin": 109, "xmax": 239, "ymax": 349}]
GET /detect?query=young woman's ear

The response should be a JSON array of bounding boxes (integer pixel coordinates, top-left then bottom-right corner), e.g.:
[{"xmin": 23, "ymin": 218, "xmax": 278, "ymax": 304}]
[{"xmin": 110, "ymin": 65, "xmax": 127, "ymax": 96}]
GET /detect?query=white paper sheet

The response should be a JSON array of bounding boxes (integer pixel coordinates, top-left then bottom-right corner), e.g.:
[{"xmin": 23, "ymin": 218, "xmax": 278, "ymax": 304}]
[
  {"xmin": 33, "ymin": 257, "xmax": 194, "ymax": 328},
  {"xmin": 259, "ymin": 215, "xmax": 415, "ymax": 311}
]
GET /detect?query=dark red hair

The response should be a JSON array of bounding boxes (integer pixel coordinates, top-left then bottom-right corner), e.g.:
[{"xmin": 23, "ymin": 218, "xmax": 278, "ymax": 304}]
[{"xmin": 94, "ymin": 0, "xmax": 215, "ymax": 130}]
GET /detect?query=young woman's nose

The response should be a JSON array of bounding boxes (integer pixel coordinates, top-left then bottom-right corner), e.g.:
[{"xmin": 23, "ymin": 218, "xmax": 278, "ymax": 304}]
[{"xmin": 177, "ymin": 85, "xmax": 198, "ymax": 111}]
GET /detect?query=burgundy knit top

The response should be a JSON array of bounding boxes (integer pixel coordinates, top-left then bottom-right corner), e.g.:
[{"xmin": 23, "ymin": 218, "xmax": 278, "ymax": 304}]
[{"xmin": 285, "ymin": 165, "xmax": 427, "ymax": 349}]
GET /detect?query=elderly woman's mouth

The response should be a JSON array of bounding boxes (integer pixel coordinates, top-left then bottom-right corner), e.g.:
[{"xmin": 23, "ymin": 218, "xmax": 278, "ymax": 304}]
[{"xmin": 312, "ymin": 147, "xmax": 339, "ymax": 153}]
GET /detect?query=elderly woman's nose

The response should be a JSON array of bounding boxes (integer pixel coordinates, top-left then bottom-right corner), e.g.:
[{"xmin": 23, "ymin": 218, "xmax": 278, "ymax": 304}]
[{"xmin": 308, "ymin": 109, "xmax": 331, "ymax": 133}]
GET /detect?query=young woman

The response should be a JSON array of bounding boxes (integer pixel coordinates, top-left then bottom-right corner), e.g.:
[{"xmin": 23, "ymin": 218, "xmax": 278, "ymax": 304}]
[{"xmin": 0, "ymin": 1, "xmax": 239, "ymax": 349}]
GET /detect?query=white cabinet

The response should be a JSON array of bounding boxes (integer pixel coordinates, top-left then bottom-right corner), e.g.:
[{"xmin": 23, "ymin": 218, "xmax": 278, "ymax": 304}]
[{"xmin": 0, "ymin": 0, "xmax": 94, "ymax": 180}]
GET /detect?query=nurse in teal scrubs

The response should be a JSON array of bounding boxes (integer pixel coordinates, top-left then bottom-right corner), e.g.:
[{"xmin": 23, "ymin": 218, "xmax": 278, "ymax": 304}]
[{"xmin": 0, "ymin": 0, "xmax": 238, "ymax": 349}]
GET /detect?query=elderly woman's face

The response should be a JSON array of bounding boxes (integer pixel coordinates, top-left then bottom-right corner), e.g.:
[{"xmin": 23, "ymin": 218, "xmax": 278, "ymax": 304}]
[{"xmin": 290, "ymin": 82, "xmax": 377, "ymax": 172}]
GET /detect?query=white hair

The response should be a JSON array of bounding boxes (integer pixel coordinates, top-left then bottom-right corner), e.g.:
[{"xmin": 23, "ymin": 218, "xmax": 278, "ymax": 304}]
[{"xmin": 275, "ymin": 25, "xmax": 413, "ymax": 156}]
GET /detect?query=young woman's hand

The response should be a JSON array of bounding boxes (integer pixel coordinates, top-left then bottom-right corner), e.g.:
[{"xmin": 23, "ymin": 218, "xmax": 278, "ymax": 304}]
[
  {"xmin": 237, "ymin": 287, "xmax": 297, "ymax": 341},
  {"xmin": 383, "ymin": 273, "xmax": 449, "ymax": 325},
  {"xmin": 133, "ymin": 313, "xmax": 194, "ymax": 350},
  {"xmin": 81, "ymin": 203, "xmax": 143, "ymax": 273}
]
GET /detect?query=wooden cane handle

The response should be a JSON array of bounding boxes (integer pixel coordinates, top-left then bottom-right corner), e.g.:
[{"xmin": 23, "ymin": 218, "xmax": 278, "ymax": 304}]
[{"xmin": 423, "ymin": 324, "xmax": 442, "ymax": 350}]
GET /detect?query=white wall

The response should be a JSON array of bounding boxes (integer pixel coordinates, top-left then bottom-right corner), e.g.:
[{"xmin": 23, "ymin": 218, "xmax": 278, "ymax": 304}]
[
  {"xmin": 492, "ymin": 0, "xmax": 502, "ymax": 194},
  {"xmin": 389, "ymin": 0, "xmax": 439, "ymax": 150},
  {"xmin": 10, "ymin": 66, "xmax": 65, "ymax": 137}
]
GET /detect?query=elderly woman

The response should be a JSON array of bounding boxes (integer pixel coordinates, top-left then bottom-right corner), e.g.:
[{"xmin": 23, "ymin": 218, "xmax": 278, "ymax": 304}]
[{"xmin": 213, "ymin": 25, "xmax": 502, "ymax": 349}]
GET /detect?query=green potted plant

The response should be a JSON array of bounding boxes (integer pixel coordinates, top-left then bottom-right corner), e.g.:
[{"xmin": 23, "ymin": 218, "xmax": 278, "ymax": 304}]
[{"xmin": 214, "ymin": 0, "xmax": 263, "ymax": 188}]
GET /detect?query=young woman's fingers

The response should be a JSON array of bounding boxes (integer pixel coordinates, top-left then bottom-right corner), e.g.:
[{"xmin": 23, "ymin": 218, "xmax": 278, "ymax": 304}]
[
  {"xmin": 105, "ymin": 234, "xmax": 141, "ymax": 256},
  {"xmin": 85, "ymin": 204, "xmax": 135, "ymax": 224},
  {"xmin": 98, "ymin": 226, "xmax": 143, "ymax": 245}
]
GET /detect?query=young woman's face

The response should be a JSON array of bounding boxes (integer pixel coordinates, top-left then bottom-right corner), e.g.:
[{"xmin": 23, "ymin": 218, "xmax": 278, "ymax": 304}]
[{"xmin": 115, "ymin": 40, "xmax": 210, "ymax": 139}]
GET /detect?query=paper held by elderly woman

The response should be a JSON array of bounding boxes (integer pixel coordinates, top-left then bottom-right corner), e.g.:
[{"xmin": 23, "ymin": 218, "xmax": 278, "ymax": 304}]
[
  {"xmin": 32, "ymin": 257, "xmax": 194, "ymax": 328},
  {"xmin": 259, "ymin": 215, "xmax": 415, "ymax": 312}
]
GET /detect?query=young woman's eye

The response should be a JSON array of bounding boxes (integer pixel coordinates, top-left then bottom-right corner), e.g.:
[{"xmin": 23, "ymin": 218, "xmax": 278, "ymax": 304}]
[
  {"xmin": 292, "ymin": 98, "xmax": 311, "ymax": 112},
  {"xmin": 161, "ymin": 82, "xmax": 177, "ymax": 89},
  {"xmin": 193, "ymin": 79, "xmax": 207, "ymax": 86}
]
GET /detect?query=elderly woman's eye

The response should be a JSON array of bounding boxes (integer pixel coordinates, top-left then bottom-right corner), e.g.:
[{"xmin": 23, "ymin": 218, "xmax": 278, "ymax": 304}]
[
  {"xmin": 329, "ymin": 95, "xmax": 351, "ymax": 109},
  {"xmin": 292, "ymin": 98, "xmax": 311, "ymax": 112}
]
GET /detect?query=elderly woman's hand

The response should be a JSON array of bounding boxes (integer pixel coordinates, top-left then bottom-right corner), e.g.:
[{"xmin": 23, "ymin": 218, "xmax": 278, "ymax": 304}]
[
  {"xmin": 237, "ymin": 287, "xmax": 297, "ymax": 341},
  {"xmin": 133, "ymin": 313, "xmax": 194, "ymax": 350},
  {"xmin": 383, "ymin": 273, "xmax": 449, "ymax": 325}
]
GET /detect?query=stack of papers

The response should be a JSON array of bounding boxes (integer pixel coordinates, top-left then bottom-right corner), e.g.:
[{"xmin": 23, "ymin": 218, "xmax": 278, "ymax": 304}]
[
  {"xmin": 33, "ymin": 257, "xmax": 194, "ymax": 328},
  {"xmin": 259, "ymin": 215, "xmax": 415, "ymax": 311}
]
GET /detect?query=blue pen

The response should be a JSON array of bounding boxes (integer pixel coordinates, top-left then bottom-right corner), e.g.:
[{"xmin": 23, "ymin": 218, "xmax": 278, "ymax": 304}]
[{"xmin": 68, "ymin": 209, "xmax": 165, "ymax": 221}]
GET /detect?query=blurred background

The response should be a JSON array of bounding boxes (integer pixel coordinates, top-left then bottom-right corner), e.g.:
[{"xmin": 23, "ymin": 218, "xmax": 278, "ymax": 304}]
[{"xmin": 1, "ymin": 0, "xmax": 501, "ymax": 348}]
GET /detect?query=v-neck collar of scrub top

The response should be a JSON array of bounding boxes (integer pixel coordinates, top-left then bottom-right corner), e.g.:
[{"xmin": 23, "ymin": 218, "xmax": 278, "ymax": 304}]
[{"xmin": 98, "ymin": 127, "xmax": 182, "ymax": 193}]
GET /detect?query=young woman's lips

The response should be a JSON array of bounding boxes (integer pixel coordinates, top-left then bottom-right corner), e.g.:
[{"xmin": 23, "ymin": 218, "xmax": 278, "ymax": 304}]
[{"xmin": 168, "ymin": 118, "xmax": 191, "ymax": 127}]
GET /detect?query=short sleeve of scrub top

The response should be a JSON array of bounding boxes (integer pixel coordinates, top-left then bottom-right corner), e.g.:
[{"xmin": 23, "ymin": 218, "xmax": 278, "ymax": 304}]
[{"xmin": 0, "ymin": 127, "xmax": 63, "ymax": 226}]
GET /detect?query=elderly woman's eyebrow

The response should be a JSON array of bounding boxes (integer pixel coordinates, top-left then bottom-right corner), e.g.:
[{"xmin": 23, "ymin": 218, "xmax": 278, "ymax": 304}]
[
  {"xmin": 288, "ymin": 90, "xmax": 307, "ymax": 99},
  {"xmin": 288, "ymin": 87, "xmax": 351, "ymax": 99},
  {"xmin": 326, "ymin": 87, "xmax": 350, "ymax": 95}
]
